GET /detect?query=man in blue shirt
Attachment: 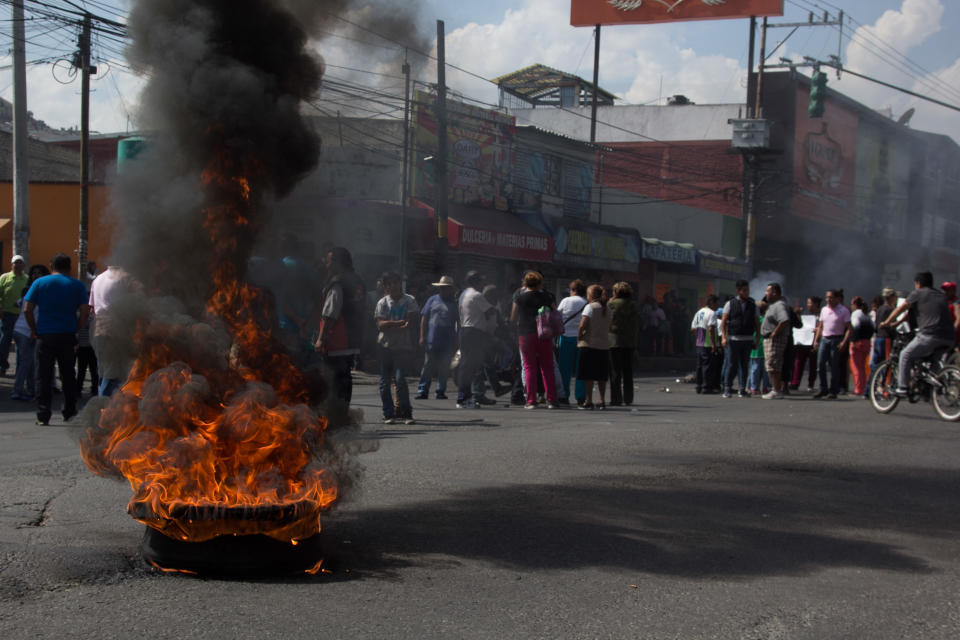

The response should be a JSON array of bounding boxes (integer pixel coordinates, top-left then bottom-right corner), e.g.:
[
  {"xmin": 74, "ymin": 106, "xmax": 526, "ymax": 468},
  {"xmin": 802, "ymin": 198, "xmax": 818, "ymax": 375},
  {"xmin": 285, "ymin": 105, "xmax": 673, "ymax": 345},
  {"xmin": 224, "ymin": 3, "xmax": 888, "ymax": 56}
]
[
  {"xmin": 24, "ymin": 253, "xmax": 90, "ymax": 425},
  {"xmin": 416, "ymin": 276, "xmax": 458, "ymax": 399}
]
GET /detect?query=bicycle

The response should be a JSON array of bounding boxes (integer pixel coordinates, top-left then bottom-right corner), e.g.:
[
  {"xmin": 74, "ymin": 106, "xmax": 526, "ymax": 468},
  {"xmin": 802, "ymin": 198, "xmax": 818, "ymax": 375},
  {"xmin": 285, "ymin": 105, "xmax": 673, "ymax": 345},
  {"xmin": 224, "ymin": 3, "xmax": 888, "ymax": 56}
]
[{"xmin": 869, "ymin": 333, "xmax": 960, "ymax": 421}]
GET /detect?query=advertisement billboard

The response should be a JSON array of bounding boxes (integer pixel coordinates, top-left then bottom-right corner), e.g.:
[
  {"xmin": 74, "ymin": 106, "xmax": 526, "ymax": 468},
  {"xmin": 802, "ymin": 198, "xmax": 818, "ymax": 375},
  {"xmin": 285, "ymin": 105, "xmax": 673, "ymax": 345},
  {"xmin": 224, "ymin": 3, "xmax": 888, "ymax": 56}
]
[
  {"xmin": 792, "ymin": 85, "xmax": 859, "ymax": 229},
  {"xmin": 571, "ymin": 0, "xmax": 783, "ymax": 27},
  {"xmin": 412, "ymin": 91, "xmax": 515, "ymax": 211}
]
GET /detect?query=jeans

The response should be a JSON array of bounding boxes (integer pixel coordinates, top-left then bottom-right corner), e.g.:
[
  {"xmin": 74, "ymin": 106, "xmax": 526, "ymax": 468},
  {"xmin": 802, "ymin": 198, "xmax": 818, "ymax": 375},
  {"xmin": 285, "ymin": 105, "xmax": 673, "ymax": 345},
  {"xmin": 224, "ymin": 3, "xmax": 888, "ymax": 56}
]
[
  {"xmin": 378, "ymin": 347, "xmax": 411, "ymax": 419},
  {"xmin": 76, "ymin": 345, "xmax": 99, "ymax": 395},
  {"xmin": 557, "ymin": 336, "xmax": 585, "ymax": 402},
  {"xmin": 724, "ymin": 340, "xmax": 752, "ymax": 393},
  {"xmin": 418, "ymin": 345, "xmax": 453, "ymax": 397},
  {"xmin": 871, "ymin": 337, "xmax": 890, "ymax": 368},
  {"xmin": 695, "ymin": 345, "xmax": 721, "ymax": 392},
  {"xmin": 817, "ymin": 336, "xmax": 843, "ymax": 394},
  {"xmin": 322, "ymin": 354, "xmax": 354, "ymax": 426},
  {"xmin": 457, "ymin": 327, "xmax": 491, "ymax": 403},
  {"xmin": 898, "ymin": 333, "xmax": 955, "ymax": 390},
  {"xmin": 12, "ymin": 332, "xmax": 35, "ymax": 397},
  {"xmin": 36, "ymin": 333, "xmax": 78, "ymax": 422},
  {"xmin": 518, "ymin": 332, "xmax": 557, "ymax": 404},
  {"xmin": 0, "ymin": 311, "xmax": 17, "ymax": 372},
  {"xmin": 609, "ymin": 346, "xmax": 634, "ymax": 404},
  {"xmin": 748, "ymin": 357, "xmax": 770, "ymax": 392}
]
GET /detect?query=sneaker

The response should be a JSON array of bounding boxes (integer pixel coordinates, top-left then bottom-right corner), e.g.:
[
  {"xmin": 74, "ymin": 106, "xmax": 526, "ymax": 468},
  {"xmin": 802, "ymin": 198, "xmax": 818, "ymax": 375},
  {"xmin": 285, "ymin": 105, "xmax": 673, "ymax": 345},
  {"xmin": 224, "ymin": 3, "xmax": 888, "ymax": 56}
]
[
  {"xmin": 383, "ymin": 417, "xmax": 397, "ymax": 425},
  {"xmin": 474, "ymin": 396, "xmax": 496, "ymax": 405},
  {"xmin": 35, "ymin": 418, "xmax": 49, "ymax": 426},
  {"xmin": 524, "ymin": 403, "xmax": 536, "ymax": 410},
  {"xmin": 414, "ymin": 393, "xmax": 429, "ymax": 400},
  {"xmin": 456, "ymin": 400, "xmax": 480, "ymax": 409},
  {"xmin": 597, "ymin": 403, "xmax": 606, "ymax": 411},
  {"xmin": 722, "ymin": 391, "xmax": 732, "ymax": 398},
  {"xmin": 893, "ymin": 388, "xmax": 909, "ymax": 398},
  {"xmin": 546, "ymin": 403, "xmax": 558, "ymax": 409},
  {"xmin": 806, "ymin": 386, "xmax": 815, "ymax": 393},
  {"xmin": 578, "ymin": 402, "xmax": 594, "ymax": 410},
  {"xmin": 762, "ymin": 390, "xmax": 783, "ymax": 399},
  {"xmin": 403, "ymin": 417, "xmax": 415, "ymax": 425},
  {"xmin": 435, "ymin": 393, "xmax": 448, "ymax": 400},
  {"xmin": 738, "ymin": 390, "xmax": 749, "ymax": 398}
]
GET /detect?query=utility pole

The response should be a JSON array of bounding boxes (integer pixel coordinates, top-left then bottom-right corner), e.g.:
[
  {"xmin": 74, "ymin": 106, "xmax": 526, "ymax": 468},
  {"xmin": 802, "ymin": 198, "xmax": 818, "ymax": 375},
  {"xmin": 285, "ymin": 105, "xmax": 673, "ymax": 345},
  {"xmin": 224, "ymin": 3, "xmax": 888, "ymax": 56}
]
[
  {"xmin": 12, "ymin": 0, "xmax": 30, "ymax": 264},
  {"xmin": 754, "ymin": 17, "xmax": 768, "ymax": 117},
  {"xmin": 435, "ymin": 20, "xmax": 449, "ymax": 272},
  {"xmin": 77, "ymin": 13, "xmax": 92, "ymax": 279},
  {"xmin": 400, "ymin": 51, "xmax": 411, "ymax": 287},
  {"xmin": 590, "ymin": 24, "xmax": 601, "ymax": 143},
  {"xmin": 746, "ymin": 16, "xmax": 756, "ymax": 117}
]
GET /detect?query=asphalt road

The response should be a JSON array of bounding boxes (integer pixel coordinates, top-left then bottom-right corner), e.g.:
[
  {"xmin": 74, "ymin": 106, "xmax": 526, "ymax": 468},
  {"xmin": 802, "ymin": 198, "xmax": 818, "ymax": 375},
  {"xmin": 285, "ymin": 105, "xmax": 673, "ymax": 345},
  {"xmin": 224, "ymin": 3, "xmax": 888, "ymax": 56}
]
[{"xmin": 2, "ymin": 371, "xmax": 960, "ymax": 639}]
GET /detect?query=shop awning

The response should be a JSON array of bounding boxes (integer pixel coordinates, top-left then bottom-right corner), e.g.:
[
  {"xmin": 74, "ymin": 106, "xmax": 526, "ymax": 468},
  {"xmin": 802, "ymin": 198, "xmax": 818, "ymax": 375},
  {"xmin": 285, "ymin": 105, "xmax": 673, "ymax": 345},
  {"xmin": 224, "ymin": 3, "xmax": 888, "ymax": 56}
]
[
  {"xmin": 412, "ymin": 200, "xmax": 553, "ymax": 262},
  {"xmin": 697, "ymin": 250, "xmax": 752, "ymax": 281}
]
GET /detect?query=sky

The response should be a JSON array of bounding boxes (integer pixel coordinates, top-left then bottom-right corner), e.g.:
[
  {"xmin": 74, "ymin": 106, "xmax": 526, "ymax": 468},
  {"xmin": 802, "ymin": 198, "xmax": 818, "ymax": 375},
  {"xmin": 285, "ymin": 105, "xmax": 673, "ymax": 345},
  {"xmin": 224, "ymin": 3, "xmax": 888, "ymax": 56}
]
[{"xmin": 2, "ymin": 0, "xmax": 959, "ymax": 142}]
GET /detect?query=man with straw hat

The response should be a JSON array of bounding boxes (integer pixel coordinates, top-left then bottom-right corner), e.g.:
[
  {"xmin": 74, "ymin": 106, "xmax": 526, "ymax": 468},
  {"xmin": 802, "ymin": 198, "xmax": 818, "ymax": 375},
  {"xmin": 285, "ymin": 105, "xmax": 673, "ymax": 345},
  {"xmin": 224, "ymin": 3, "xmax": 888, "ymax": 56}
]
[{"xmin": 416, "ymin": 275, "xmax": 458, "ymax": 400}]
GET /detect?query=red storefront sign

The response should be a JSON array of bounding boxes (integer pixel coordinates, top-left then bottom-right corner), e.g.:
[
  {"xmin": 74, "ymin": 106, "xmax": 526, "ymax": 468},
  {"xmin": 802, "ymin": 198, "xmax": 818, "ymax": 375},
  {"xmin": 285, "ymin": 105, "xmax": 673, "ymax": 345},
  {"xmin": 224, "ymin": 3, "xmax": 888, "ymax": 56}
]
[
  {"xmin": 411, "ymin": 200, "xmax": 554, "ymax": 262},
  {"xmin": 571, "ymin": 0, "xmax": 783, "ymax": 27},
  {"xmin": 456, "ymin": 224, "xmax": 553, "ymax": 262}
]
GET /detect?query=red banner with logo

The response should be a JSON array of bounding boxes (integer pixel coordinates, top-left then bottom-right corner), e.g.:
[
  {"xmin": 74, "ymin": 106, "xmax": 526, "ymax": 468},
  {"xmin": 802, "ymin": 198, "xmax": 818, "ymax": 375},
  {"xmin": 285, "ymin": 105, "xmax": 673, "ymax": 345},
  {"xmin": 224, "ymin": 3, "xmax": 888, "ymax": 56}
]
[
  {"xmin": 792, "ymin": 85, "xmax": 859, "ymax": 229},
  {"xmin": 571, "ymin": 0, "xmax": 783, "ymax": 27}
]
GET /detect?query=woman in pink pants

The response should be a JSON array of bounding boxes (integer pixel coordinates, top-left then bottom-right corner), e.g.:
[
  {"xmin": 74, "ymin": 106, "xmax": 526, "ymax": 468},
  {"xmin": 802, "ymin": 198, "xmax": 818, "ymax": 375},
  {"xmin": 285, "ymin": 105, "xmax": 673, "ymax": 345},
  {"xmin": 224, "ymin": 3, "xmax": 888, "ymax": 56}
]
[
  {"xmin": 510, "ymin": 271, "xmax": 557, "ymax": 409},
  {"xmin": 848, "ymin": 296, "xmax": 874, "ymax": 397}
]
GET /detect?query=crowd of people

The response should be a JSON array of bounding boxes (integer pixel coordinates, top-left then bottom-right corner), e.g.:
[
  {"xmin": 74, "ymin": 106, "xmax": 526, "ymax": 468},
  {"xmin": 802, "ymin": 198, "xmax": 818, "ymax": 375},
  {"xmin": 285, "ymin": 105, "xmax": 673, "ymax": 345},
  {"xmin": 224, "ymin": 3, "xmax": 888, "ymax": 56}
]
[
  {"xmin": 7, "ymin": 241, "xmax": 955, "ymax": 428},
  {"xmin": 689, "ymin": 273, "xmax": 959, "ymax": 401}
]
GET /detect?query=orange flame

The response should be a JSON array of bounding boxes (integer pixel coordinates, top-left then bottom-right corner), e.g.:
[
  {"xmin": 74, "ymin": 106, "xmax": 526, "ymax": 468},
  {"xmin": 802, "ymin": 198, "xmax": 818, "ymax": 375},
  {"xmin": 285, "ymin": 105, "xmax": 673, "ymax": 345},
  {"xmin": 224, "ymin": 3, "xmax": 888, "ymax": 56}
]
[{"xmin": 82, "ymin": 153, "xmax": 336, "ymax": 543}]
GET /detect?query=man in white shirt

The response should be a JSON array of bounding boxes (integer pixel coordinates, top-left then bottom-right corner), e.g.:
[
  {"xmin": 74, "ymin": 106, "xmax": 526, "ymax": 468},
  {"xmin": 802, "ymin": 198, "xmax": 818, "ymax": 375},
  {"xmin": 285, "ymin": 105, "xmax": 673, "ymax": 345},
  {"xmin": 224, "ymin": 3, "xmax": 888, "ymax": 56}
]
[
  {"xmin": 690, "ymin": 294, "xmax": 720, "ymax": 394},
  {"xmin": 456, "ymin": 271, "xmax": 496, "ymax": 408},
  {"xmin": 88, "ymin": 265, "xmax": 140, "ymax": 397}
]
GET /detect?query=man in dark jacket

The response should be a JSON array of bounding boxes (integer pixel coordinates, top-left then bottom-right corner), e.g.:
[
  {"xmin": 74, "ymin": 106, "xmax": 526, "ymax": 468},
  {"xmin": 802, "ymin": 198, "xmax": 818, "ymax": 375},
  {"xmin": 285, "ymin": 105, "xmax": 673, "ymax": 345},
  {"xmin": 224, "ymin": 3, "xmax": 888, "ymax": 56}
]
[{"xmin": 720, "ymin": 280, "xmax": 759, "ymax": 398}]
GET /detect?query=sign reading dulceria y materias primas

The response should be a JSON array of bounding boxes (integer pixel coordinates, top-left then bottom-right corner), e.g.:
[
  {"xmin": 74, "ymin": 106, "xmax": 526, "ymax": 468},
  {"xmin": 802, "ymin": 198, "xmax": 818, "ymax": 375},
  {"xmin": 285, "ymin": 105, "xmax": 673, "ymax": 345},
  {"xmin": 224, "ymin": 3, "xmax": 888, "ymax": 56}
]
[{"xmin": 570, "ymin": 0, "xmax": 783, "ymax": 27}]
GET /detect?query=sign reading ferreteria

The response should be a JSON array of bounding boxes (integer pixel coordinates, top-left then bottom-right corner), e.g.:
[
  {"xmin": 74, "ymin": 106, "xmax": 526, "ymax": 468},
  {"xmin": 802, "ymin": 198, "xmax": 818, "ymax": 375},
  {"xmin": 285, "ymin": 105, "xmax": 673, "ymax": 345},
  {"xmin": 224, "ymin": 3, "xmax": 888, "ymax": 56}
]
[
  {"xmin": 570, "ymin": 0, "xmax": 784, "ymax": 27},
  {"xmin": 641, "ymin": 238, "xmax": 696, "ymax": 265}
]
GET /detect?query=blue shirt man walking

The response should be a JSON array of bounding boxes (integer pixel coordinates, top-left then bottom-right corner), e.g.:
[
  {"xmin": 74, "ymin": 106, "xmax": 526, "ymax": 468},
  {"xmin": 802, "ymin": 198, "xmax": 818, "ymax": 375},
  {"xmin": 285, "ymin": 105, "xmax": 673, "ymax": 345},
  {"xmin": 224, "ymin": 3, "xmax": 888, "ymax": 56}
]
[{"xmin": 24, "ymin": 253, "xmax": 90, "ymax": 425}]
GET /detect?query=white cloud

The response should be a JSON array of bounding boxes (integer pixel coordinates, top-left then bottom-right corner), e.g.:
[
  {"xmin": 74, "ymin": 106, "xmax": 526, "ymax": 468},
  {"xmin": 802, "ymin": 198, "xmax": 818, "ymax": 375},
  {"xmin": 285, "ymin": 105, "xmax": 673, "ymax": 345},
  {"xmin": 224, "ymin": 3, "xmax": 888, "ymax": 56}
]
[
  {"xmin": 440, "ymin": 0, "xmax": 748, "ymax": 108},
  {"xmin": 1, "ymin": 56, "xmax": 145, "ymax": 134},
  {"xmin": 834, "ymin": 0, "xmax": 960, "ymax": 140}
]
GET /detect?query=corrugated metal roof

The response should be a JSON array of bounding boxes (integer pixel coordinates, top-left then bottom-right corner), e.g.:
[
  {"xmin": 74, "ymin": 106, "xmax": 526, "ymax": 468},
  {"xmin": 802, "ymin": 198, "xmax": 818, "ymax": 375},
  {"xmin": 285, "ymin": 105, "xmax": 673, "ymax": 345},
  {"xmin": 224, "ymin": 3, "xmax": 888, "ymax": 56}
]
[{"xmin": 493, "ymin": 63, "xmax": 616, "ymax": 106}]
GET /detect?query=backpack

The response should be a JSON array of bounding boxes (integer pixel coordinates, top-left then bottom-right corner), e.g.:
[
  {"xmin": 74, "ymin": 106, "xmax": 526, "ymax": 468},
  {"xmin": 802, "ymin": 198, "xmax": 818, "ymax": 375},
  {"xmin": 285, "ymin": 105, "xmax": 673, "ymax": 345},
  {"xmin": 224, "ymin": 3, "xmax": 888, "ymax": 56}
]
[
  {"xmin": 852, "ymin": 315, "xmax": 875, "ymax": 342},
  {"xmin": 537, "ymin": 306, "xmax": 563, "ymax": 340}
]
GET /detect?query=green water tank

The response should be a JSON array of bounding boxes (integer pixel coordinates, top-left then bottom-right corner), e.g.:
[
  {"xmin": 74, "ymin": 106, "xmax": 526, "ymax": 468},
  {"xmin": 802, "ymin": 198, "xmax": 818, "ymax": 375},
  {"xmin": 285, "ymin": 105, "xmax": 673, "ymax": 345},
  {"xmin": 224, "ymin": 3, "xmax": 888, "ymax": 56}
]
[{"xmin": 116, "ymin": 136, "xmax": 148, "ymax": 173}]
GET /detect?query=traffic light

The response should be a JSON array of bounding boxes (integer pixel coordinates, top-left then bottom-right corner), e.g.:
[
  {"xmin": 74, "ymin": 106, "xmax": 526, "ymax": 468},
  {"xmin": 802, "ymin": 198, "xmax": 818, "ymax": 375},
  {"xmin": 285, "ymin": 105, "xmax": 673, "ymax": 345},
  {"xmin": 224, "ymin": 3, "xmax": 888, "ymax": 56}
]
[{"xmin": 808, "ymin": 71, "xmax": 828, "ymax": 118}]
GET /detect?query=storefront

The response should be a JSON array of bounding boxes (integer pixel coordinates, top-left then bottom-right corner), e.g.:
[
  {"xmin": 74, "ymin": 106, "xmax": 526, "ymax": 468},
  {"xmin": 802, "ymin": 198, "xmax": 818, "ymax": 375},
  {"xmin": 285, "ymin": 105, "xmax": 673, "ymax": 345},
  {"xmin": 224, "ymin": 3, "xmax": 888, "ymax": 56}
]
[
  {"xmin": 409, "ymin": 200, "xmax": 555, "ymax": 295},
  {"xmin": 550, "ymin": 220, "xmax": 650, "ymax": 300},
  {"xmin": 697, "ymin": 250, "xmax": 752, "ymax": 303}
]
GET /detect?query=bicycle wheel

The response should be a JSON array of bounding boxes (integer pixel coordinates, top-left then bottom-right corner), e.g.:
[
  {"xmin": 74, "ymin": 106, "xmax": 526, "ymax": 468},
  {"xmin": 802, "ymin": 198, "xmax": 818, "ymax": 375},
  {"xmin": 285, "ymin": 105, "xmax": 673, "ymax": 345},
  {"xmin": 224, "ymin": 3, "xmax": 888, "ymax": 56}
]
[
  {"xmin": 869, "ymin": 361, "xmax": 899, "ymax": 414},
  {"xmin": 932, "ymin": 365, "xmax": 960, "ymax": 421}
]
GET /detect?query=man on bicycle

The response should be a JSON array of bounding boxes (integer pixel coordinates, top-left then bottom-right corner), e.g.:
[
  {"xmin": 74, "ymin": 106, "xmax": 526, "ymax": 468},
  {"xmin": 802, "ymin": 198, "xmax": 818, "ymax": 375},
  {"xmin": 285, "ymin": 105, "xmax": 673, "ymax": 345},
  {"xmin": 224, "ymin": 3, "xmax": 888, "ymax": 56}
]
[{"xmin": 879, "ymin": 271, "xmax": 955, "ymax": 397}]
